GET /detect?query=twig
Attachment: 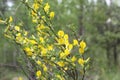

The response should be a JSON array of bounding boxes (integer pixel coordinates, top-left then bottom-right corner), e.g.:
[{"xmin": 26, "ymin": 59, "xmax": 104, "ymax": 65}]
[{"xmin": 0, "ymin": 63, "xmax": 19, "ymax": 68}]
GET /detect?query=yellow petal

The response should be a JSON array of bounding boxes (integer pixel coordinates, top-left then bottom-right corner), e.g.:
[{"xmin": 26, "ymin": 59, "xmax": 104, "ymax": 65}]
[
  {"xmin": 9, "ymin": 16, "xmax": 13, "ymax": 23},
  {"xmin": 80, "ymin": 40, "xmax": 86, "ymax": 49}
]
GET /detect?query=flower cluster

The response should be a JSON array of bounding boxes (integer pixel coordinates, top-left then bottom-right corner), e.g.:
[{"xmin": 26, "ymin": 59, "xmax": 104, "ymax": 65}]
[{"xmin": 0, "ymin": 0, "xmax": 90, "ymax": 80}]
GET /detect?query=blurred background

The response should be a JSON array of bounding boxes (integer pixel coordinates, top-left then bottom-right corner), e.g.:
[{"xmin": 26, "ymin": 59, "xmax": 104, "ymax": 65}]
[{"xmin": 0, "ymin": 0, "xmax": 120, "ymax": 80}]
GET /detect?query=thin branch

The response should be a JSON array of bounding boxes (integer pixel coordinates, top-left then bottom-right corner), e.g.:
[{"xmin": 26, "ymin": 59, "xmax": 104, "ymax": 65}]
[{"xmin": 0, "ymin": 63, "xmax": 19, "ymax": 68}]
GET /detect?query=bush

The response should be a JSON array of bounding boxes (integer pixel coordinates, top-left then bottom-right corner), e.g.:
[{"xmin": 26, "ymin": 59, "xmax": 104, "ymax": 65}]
[{"xmin": 0, "ymin": 0, "xmax": 90, "ymax": 80}]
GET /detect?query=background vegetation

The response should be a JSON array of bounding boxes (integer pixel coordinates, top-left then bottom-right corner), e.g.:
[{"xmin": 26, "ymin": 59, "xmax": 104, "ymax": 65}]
[{"xmin": 0, "ymin": 0, "xmax": 120, "ymax": 80}]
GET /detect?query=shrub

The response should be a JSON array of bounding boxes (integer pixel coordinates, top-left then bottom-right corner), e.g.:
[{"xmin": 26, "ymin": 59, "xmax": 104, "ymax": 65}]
[{"xmin": 0, "ymin": 0, "xmax": 90, "ymax": 80}]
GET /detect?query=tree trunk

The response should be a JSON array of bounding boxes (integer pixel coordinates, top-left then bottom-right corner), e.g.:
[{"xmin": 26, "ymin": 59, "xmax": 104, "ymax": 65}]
[
  {"xmin": 113, "ymin": 45, "xmax": 117, "ymax": 65},
  {"xmin": 106, "ymin": 46, "xmax": 111, "ymax": 66}
]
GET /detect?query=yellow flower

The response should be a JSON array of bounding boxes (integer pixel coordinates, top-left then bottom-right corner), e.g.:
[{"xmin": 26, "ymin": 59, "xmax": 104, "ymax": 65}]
[
  {"xmin": 37, "ymin": 24, "xmax": 45, "ymax": 30},
  {"xmin": 36, "ymin": 70, "xmax": 41, "ymax": 78},
  {"xmin": 64, "ymin": 49, "xmax": 70, "ymax": 56},
  {"xmin": 16, "ymin": 33, "xmax": 21, "ymax": 37},
  {"xmin": 64, "ymin": 34, "xmax": 69, "ymax": 40},
  {"xmin": 9, "ymin": 16, "xmax": 13, "ymax": 23},
  {"xmin": 32, "ymin": 19, "xmax": 37, "ymax": 23},
  {"xmin": 31, "ymin": 10, "xmax": 37, "ymax": 17},
  {"xmin": 41, "ymin": 48, "xmax": 47, "ymax": 56},
  {"xmin": 47, "ymin": 45, "xmax": 53, "ymax": 50},
  {"xmin": 18, "ymin": 77, "xmax": 23, "ymax": 80},
  {"xmin": 56, "ymin": 75, "xmax": 65, "ymax": 80},
  {"xmin": 79, "ymin": 48, "xmax": 84, "ymax": 54},
  {"xmin": 23, "ymin": 39, "xmax": 27, "ymax": 44},
  {"xmin": 43, "ymin": 64, "xmax": 48, "ymax": 72},
  {"xmin": 78, "ymin": 58, "xmax": 85, "ymax": 66},
  {"xmin": 15, "ymin": 36, "xmax": 23, "ymax": 43},
  {"xmin": 33, "ymin": 3, "xmax": 39, "ymax": 11},
  {"xmin": 41, "ymin": 16, "xmax": 45, "ymax": 20},
  {"xmin": 26, "ymin": 51, "xmax": 33, "ymax": 56},
  {"xmin": 58, "ymin": 30, "xmax": 64, "ymax": 37},
  {"xmin": 24, "ymin": 47, "xmax": 33, "ymax": 56},
  {"xmin": 44, "ymin": 3, "xmax": 50, "ymax": 12},
  {"xmin": 80, "ymin": 40, "xmax": 86, "ymax": 49},
  {"xmin": 73, "ymin": 39, "xmax": 78, "ymax": 46},
  {"xmin": 49, "ymin": 11, "xmax": 55, "ymax": 19},
  {"xmin": 36, "ymin": 60, "xmax": 42, "ymax": 65},
  {"xmin": 57, "ymin": 38, "xmax": 64, "ymax": 45},
  {"xmin": 32, "ymin": 54, "xmax": 36, "ymax": 59},
  {"xmin": 71, "ymin": 56, "xmax": 77, "ymax": 62},
  {"xmin": 14, "ymin": 26, "xmax": 20, "ymax": 31},
  {"xmin": 65, "ymin": 40, "xmax": 69, "ymax": 46},
  {"xmin": 68, "ymin": 44, "xmax": 73, "ymax": 50},
  {"xmin": 64, "ymin": 67, "xmax": 68, "ymax": 70},
  {"xmin": 57, "ymin": 61, "xmax": 65, "ymax": 67},
  {"xmin": 60, "ymin": 52, "xmax": 65, "ymax": 58},
  {"xmin": 29, "ymin": 40, "xmax": 37, "ymax": 44},
  {"xmin": 39, "ymin": 37, "xmax": 44, "ymax": 43},
  {"xmin": 38, "ymin": 45, "xmax": 43, "ymax": 49}
]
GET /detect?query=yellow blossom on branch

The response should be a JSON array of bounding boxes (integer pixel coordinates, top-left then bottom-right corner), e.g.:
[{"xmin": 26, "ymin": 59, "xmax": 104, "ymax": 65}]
[
  {"xmin": 64, "ymin": 49, "xmax": 70, "ymax": 57},
  {"xmin": 16, "ymin": 33, "xmax": 21, "ymax": 37},
  {"xmin": 15, "ymin": 35, "xmax": 24, "ymax": 43},
  {"xmin": 79, "ymin": 40, "xmax": 86, "ymax": 54},
  {"xmin": 49, "ymin": 11, "xmax": 55, "ymax": 19},
  {"xmin": 56, "ymin": 75, "xmax": 65, "ymax": 80},
  {"xmin": 42, "ymin": 64, "xmax": 48, "ymax": 72},
  {"xmin": 41, "ymin": 48, "xmax": 47, "ymax": 56},
  {"xmin": 39, "ymin": 37, "xmax": 44, "ymax": 43},
  {"xmin": 73, "ymin": 39, "xmax": 78, "ymax": 46},
  {"xmin": 14, "ymin": 26, "xmax": 20, "ymax": 31},
  {"xmin": 36, "ymin": 70, "xmax": 41, "ymax": 78},
  {"xmin": 9, "ymin": 16, "xmax": 13, "ymax": 23},
  {"xmin": 31, "ymin": 10, "xmax": 37, "ymax": 17},
  {"xmin": 60, "ymin": 52, "xmax": 65, "ymax": 59},
  {"xmin": 80, "ymin": 40, "xmax": 86, "ymax": 49},
  {"xmin": 37, "ymin": 24, "xmax": 45, "ymax": 30},
  {"xmin": 47, "ymin": 45, "xmax": 53, "ymax": 51},
  {"xmin": 68, "ymin": 44, "xmax": 73, "ymax": 50},
  {"xmin": 33, "ymin": 3, "xmax": 39, "ymax": 11},
  {"xmin": 78, "ymin": 58, "xmax": 85, "ymax": 66},
  {"xmin": 71, "ymin": 56, "xmax": 77, "ymax": 62},
  {"xmin": 57, "ymin": 61, "xmax": 65, "ymax": 67},
  {"xmin": 79, "ymin": 48, "xmax": 84, "ymax": 54},
  {"xmin": 58, "ymin": 30, "xmax": 64, "ymax": 37},
  {"xmin": 56, "ymin": 38, "xmax": 65, "ymax": 45},
  {"xmin": 29, "ymin": 39, "xmax": 37, "ymax": 45},
  {"xmin": 36, "ymin": 60, "xmax": 42, "ymax": 65},
  {"xmin": 24, "ymin": 47, "xmax": 33, "ymax": 56},
  {"xmin": 32, "ymin": 19, "xmax": 37, "ymax": 23},
  {"xmin": 44, "ymin": 3, "xmax": 50, "ymax": 13},
  {"xmin": 64, "ymin": 34, "xmax": 69, "ymax": 40}
]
